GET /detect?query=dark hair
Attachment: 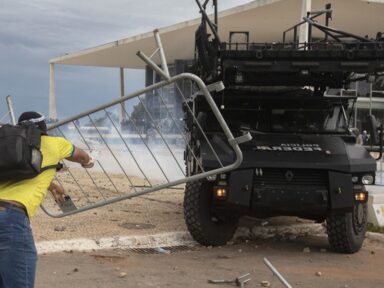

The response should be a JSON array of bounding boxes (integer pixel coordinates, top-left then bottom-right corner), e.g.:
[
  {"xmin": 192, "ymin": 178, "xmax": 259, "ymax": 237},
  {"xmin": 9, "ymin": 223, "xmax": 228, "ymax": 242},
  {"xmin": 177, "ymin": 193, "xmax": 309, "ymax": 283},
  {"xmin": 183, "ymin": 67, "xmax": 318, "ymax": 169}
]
[{"xmin": 18, "ymin": 111, "xmax": 47, "ymax": 134}]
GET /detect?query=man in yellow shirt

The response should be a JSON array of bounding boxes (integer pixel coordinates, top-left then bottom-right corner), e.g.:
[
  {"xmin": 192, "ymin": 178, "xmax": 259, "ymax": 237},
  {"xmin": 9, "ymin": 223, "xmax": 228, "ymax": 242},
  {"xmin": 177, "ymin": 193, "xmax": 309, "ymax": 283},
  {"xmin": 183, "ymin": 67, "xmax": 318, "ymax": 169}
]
[{"xmin": 0, "ymin": 111, "xmax": 94, "ymax": 288}]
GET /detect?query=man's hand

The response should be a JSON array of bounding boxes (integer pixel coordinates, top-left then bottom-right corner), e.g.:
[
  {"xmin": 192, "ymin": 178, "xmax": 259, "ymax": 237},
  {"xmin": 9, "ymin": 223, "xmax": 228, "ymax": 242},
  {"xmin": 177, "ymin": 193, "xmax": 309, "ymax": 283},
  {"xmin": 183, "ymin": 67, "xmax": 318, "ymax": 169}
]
[
  {"xmin": 81, "ymin": 156, "xmax": 95, "ymax": 169},
  {"xmin": 67, "ymin": 147, "xmax": 95, "ymax": 169},
  {"xmin": 48, "ymin": 182, "xmax": 66, "ymax": 203}
]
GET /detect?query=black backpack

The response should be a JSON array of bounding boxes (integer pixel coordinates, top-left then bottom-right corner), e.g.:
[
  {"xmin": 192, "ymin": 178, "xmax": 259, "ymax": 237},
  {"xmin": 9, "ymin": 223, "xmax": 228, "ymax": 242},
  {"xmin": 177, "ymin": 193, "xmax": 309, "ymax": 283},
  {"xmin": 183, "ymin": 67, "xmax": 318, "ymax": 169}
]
[{"xmin": 0, "ymin": 121, "xmax": 61, "ymax": 181}]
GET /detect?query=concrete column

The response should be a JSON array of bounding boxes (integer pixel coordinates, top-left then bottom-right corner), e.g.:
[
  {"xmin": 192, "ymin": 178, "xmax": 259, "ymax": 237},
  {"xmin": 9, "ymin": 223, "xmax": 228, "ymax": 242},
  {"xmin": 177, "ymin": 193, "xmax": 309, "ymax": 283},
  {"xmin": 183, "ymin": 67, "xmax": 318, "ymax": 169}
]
[
  {"xmin": 299, "ymin": 0, "xmax": 311, "ymax": 46},
  {"xmin": 49, "ymin": 63, "xmax": 57, "ymax": 121},
  {"xmin": 119, "ymin": 67, "xmax": 126, "ymax": 124}
]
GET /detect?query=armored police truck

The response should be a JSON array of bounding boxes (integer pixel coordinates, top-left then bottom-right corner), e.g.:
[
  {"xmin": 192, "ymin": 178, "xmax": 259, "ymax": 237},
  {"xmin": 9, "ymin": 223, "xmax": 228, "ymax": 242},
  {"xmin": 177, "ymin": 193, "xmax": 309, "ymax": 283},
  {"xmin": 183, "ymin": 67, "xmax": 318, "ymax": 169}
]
[{"xmin": 183, "ymin": 1, "xmax": 384, "ymax": 253}]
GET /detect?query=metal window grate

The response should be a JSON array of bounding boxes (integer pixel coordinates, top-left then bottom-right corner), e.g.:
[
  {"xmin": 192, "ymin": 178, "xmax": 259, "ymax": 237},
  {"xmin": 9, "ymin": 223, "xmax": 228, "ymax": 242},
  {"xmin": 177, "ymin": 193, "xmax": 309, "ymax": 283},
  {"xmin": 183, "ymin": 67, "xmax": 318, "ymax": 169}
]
[{"xmin": 253, "ymin": 168, "xmax": 329, "ymax": 187}]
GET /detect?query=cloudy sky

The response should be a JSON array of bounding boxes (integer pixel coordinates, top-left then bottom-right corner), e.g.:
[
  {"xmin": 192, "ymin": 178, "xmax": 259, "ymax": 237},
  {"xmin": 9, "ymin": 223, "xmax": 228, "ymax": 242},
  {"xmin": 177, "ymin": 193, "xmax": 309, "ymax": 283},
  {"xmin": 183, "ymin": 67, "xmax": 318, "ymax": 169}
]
[{"xmin": 0, "ymin": 0, "xmax": 251, "ymax": 121}]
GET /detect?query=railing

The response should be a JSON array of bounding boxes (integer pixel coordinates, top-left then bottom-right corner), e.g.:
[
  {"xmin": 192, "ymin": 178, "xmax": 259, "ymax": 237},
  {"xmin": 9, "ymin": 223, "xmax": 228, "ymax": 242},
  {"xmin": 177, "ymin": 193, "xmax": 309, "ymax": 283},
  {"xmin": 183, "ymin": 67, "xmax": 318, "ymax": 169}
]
[
  {"xmin": 0, "ymin": 96, "xmax": 16, "ymax": 125},
  {"xmin": 41, "ymin": 31, "xmax": 250, "ymax": 218},
  {"xmin": 220, "ymin": 41, "xmax": 384, "ymax": 52}
]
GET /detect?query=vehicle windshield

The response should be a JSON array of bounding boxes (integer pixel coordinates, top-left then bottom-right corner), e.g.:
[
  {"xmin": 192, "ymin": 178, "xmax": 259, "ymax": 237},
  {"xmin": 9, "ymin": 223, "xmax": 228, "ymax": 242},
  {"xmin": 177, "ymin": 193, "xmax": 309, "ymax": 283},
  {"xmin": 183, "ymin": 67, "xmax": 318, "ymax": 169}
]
[
  {"xmin": 218, "ymin": 99, "xmax": 350, "ymax": 134},
  {"xmin": 269, "ymin": 105, "xmax": 348, "ymax": 133}
]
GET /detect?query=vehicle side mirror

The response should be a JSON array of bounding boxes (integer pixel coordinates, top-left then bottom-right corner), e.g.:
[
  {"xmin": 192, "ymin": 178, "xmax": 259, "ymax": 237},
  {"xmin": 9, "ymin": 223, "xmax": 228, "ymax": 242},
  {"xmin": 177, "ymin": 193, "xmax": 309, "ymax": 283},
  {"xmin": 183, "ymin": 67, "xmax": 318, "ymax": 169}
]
[{"xmin": 368, "ymin": 114, "xmax": 379, "ymax": 145}]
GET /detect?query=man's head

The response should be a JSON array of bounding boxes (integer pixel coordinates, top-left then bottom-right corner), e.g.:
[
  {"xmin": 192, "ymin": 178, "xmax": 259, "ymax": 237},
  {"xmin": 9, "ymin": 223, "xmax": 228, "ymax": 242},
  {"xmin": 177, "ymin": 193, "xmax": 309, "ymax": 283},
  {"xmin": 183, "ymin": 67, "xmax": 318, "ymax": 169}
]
[{"xmin": 18, "ymin": 111, "xmax": 47, "ymax": 134}]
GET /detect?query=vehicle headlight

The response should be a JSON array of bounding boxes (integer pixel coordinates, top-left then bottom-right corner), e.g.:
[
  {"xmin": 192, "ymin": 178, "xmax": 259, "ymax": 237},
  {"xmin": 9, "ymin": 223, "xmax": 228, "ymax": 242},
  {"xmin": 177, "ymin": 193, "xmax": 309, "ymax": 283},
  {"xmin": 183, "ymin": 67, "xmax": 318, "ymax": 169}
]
[
  {"xmin": 361, "ymin": 175, "xmax": 374, "ymax": 185},
  {"xmin": 351, "ymin": 176, "xmax": 359, "ymax": 183},
  {"xmin": 207, "ymin": 174, "xmax": 217, "ymax": 181},
  {"xmin": 219, "ymin": 173, "xmax": 227, "ymax": 180}
]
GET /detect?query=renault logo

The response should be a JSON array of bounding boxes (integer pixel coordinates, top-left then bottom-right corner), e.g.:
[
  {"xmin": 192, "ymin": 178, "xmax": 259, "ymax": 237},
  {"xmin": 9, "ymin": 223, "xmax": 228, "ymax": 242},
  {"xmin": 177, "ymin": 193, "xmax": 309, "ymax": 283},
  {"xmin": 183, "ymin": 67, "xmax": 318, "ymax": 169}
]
[{"xmin": 285, "ymin": 170, "xmax": 294, "ymax": 181}]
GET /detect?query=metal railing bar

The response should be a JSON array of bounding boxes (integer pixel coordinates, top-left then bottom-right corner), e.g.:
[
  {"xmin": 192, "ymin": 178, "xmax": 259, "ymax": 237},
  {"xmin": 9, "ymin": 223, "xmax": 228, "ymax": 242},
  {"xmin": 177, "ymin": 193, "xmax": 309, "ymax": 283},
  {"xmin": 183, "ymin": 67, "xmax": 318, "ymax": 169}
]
[
  {"xmin": 55, "ymin": 126, "xmax": 96, "ymax": 202},
  {"xmin": 263, "ymin": 258, "xmax": 292, "ymax": 288},
  {"xmin": 120, "ymin": 104, "xmax": 170, "ymax": 183},
  {"xmin": 154, "ymin": 29, "xmax": 170, "ymax": 78},
  {"xmin": 0, "ymin": 113, "xmax": 10, "ymax": 123},
  {"xmin": 48, "ymin": 80, "xmax": 176, "ymax": 130},
  {"xmin": 157, "ymin": 86, "xmax": 188, "ymax": 171},
  {"xmin": 104, "ymin": 108, "xmax": 153, "ymax": 187},
  {"xmin": 87, "ymin": 113, "xmax": 136, "ymax": 194},
  {"xmin": 43, "ymin": 73, "xmax": 247, "ymax": 217},
  {"xmin": 157, "ymin": 85, "xmax": 205, "ymax": 173},
  {"xmin": 175, "ymin": 82, "xmax": 224, "ymax": 168},
  {"xmin": 183, "ymin": 74, "xmax": 244, "ymax": 160},
  {"xmin": 133, "ymin": 185, "xmax": 184, "ymax": 190},
  {"xmin": 69, "ymin": 121, "xmax": 111, "ymax": 201},
  {"xmin": 44, "ymin": 157, "xmax": 243, "ymax": 218},
  {"xmin": 149, "ymin": 47, "xmax": 160, "ymax": 59},
  {"xmin": 5, "ymin": 96, "xmax": 16, "ymax": 125},
  {"xmin": 53, "ymin": 175, "xmax": 93, "ymax": 206},
  {"xmin": 137, "ymin": 95, "xmax": 186, "ymax": 177},
  {"xmin": 137, "ymin": 51, "xmax": 170, "ymax": 80}
]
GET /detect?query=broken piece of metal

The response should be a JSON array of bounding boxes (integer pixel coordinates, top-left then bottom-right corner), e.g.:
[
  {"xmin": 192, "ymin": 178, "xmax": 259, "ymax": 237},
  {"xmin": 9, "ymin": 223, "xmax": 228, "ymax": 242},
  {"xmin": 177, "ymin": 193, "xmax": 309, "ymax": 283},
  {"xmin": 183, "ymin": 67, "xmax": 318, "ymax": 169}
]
[
  {"xmin": 263, "ymin": 258, "xmax": 292, "ymax": 288},
  {"xmin": 208, "ymin": 273, "xmax": 251, "ymax": 287}
]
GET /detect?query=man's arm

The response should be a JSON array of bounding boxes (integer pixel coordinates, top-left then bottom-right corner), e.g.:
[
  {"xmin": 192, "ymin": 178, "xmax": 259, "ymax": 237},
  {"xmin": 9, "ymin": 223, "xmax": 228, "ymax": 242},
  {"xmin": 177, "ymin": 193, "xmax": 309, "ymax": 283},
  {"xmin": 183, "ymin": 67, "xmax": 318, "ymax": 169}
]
[
  {"xmin": 48, "ymin": 147, "xmax": 93, "ymax": 204},
  {"xmin": 67, "ymin": 147, "xmax": 94, "ymax": 168},
  {"xmin": 48, "ymin": 182, "xmax": 65, "ymax": 203}
]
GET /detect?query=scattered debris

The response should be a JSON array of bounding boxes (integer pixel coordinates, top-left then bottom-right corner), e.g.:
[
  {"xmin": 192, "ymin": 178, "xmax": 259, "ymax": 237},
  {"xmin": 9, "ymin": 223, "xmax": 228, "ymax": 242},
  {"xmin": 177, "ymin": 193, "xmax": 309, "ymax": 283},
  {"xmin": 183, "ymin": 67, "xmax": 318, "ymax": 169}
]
[
  {"xmin": 315, "ymin": 271, "xmax": 322, "ymax": 277},
  {"xmin": 118, "ymin": 272, "xmax": 127, "ymax": 278},
  {"xmin": 303, "ymin": 247, "xmax": 311, "ymax": 253},
  {"xmin": 234, "ymin": 227, "xmax": 251, "ymax": 239},
  {"xmin": 217, "ymin": 255, "xmax": 230, "ymax": 259},
  {"xmin": 54, "ymin": 225, "xmax": 66, "ymax": 232},
  {"xmin": 208, "ymin": 273, "xmax": 251, "ymax": 287},
  {"xmin": 287, "ymin": 234, "xmax": 297, "ymax": 241},
  {"xmin": 154, "ymin": 247, "xmax": 171, "ymax": 254},
  {"xmin": 263, "ymin": 258, "xmax": 292, "ymax": 288},
  {"xmin": 260, "ymin": 280, "xmax": 271, "ymax": 287}
]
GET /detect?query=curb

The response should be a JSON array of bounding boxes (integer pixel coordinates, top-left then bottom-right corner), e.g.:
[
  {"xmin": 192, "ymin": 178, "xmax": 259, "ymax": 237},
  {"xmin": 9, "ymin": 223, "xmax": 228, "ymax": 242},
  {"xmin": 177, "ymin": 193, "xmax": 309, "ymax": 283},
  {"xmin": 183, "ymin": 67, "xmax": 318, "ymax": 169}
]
[
  {"xmin": 366, "ymin": 231, "xmax": 384, "ymax": 243},
  {"xmin": 36, "ymin": 231, "xmax": 194, "ymax": 255},
  {"xmin": 36, "ymin": 225, "xmax": 384, "ymax": 254}
]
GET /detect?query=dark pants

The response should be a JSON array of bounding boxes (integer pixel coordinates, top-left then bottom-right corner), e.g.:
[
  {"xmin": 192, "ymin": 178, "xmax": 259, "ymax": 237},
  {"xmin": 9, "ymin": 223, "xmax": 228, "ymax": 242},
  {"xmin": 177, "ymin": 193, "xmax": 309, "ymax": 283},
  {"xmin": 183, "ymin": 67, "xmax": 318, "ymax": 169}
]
[{"xmin": 0, "ymin": 204, "xmax": 37, "ymax": 288}]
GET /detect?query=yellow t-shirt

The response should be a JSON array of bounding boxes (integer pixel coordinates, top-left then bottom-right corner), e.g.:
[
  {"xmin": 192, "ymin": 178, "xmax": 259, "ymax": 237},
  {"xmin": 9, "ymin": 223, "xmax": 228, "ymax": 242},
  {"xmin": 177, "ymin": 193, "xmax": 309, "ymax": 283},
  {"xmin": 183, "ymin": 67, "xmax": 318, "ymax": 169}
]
[{"xmin": 0, "ymin": 136, "xmax": 74, "ymax": 218}]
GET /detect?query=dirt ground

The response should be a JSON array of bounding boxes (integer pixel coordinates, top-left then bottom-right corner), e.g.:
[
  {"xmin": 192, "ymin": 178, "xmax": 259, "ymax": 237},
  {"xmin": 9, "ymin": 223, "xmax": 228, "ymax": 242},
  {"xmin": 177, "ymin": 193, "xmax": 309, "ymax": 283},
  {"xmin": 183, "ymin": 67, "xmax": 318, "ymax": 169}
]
[
  {"xmin": 30, "ymin": 170, "xmax": 384, "ymax": 288},
  {"xmin": 35, "ymin": 235, "xmax": 384, "ymax": 288},
  {"xmin": 31, "ymin": 187, "xmax": 186, "ymax": 242},
  {"xmin": 31, "ymin": 193, "xmax": 384, "ymax": 288}
]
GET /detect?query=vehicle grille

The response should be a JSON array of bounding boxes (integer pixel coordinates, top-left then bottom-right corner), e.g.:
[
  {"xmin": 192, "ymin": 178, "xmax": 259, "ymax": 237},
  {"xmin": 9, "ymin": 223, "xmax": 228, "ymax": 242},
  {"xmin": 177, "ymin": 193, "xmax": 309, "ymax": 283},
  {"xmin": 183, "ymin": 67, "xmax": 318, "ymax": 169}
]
[{"xmin": 253, "ymin": 168, "xmax": 328, "ymax": 187}]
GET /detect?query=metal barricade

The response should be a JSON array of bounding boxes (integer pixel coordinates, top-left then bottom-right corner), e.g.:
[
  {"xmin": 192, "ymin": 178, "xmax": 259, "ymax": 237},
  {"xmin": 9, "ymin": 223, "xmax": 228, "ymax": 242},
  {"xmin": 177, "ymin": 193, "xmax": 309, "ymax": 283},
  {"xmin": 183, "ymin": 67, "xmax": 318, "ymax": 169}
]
[
  {"xmin": 0, "ymin": 96, "xmax": 16, "ymax": 125},
  {"xmin": 41, "ymin": 31, "xmax": 250, "ymax": 217}
]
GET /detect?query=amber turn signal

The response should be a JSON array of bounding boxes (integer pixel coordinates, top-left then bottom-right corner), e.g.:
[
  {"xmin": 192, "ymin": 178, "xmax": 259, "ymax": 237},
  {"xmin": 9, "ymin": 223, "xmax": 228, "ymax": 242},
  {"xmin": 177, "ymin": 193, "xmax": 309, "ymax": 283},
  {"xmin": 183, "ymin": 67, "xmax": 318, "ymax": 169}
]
[
  {"xmin": 355, "ymin": 192, "xmax": 367, "ymax": 202},
  {"xmin": 214, "ymin": 187, "xmax": 227, "ymax": 199}
]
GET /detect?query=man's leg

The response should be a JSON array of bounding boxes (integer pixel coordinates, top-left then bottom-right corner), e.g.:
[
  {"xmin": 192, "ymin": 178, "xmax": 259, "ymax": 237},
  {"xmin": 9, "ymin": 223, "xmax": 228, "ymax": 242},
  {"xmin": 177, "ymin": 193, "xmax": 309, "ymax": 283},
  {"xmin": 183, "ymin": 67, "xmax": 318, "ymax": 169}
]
[{"xmin": 0, "ymin": 208, "xmax": 37, "ymax": 288}]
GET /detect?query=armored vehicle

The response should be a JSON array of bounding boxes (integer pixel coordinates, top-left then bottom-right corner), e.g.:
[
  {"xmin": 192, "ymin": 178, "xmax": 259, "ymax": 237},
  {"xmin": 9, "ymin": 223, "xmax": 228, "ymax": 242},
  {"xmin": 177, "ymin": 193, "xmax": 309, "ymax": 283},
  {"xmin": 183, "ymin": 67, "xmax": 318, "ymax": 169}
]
[{"xmin": 184, "ymin": 1, "xmax": 384, "ymax": 253}]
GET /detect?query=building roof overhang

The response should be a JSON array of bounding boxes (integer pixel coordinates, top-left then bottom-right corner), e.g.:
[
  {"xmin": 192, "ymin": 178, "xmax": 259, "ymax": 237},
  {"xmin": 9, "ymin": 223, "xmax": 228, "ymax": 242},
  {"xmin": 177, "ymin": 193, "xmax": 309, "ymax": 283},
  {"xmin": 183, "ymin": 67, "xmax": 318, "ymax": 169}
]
[{"xmin": 49, "ymin": 0, "xmax": 384, "ymax": 69}]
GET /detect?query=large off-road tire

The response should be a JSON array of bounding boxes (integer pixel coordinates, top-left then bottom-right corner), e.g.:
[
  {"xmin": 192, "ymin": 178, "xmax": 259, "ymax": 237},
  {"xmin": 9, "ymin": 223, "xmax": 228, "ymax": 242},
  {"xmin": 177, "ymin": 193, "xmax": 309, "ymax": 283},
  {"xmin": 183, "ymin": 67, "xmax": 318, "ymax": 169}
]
[
  {"xmin": 184, "ymin": 180, "xmax": 239, "ymax": 246},
  {"xmin": 326, "ymin": 202, "xmax": 367, "ymax": 254}
]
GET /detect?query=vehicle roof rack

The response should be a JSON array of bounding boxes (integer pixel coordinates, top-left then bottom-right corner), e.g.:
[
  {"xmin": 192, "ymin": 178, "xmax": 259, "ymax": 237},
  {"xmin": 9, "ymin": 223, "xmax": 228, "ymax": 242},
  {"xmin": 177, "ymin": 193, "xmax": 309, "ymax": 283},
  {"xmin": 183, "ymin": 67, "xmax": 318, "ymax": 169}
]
[{"xmin": 194, "ymin": 2, "xmax": 384, "ymax": 91}]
